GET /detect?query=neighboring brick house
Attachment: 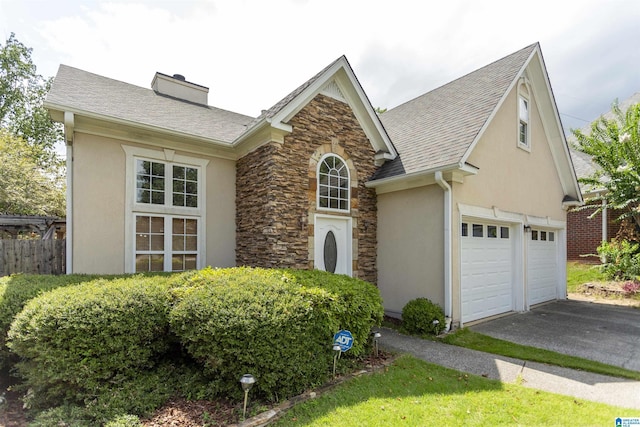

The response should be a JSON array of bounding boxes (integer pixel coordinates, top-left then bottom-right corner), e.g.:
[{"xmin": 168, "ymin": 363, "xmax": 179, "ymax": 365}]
[
  {"xmin": 567, "ymin": 92, "xmax": 640, "ymax": 262},
  {"xmin": 45, "ymin": 43, "xmax": 582, "ymax": 326}
]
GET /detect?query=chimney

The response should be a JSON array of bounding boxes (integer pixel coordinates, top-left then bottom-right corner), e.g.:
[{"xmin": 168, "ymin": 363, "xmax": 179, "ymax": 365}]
[{"xmin": 151, "ymin": 72, "xmax": 209, "ymax": 105}]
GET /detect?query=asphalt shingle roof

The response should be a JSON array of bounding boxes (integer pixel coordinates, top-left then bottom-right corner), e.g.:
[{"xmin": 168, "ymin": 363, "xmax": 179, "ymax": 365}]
[
  {"xmin": 45, "ymin": 65, "xmax": 254, "ymax": 144},
  {"xmin": 373, "ymin": 43, "xmax": 538, "ymax": 180}
]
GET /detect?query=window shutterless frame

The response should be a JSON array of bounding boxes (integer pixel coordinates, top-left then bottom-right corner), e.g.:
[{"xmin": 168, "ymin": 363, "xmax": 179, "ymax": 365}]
[
  {"xmin": 122, "ymin": 145, "xmax": 209, "ymax": 273},
  {"xmin": 317, "ymin": 153, "xmax": 350, "ymax": 213}
]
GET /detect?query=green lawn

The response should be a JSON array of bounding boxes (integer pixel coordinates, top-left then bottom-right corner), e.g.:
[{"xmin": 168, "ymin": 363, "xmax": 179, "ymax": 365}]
[
  {"xmin": 567, "ymin": 261, "xmax": 606, "ymax": 292},
  {"xmin": 440, "ymin": 328, "xmax": 640, "ymax": 381},
  {"xmin": 272, "ymin": 355, "xmax": 639, "ymax": 426}
]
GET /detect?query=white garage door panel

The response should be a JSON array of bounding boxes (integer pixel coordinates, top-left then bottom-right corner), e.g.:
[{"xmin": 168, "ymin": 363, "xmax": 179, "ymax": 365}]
[
  {"xmin": 461, "ymin": 224, "xmax": 513, "ymax": 323},
  {"xmin": 528, "ymin": 231, "xmax": 558, "ymax": 305}
]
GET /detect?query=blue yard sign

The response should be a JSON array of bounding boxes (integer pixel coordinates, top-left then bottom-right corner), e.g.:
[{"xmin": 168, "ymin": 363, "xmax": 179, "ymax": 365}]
[{"xmin": 333, "ymin": 330, "xmax": 354, "ymax": 352}]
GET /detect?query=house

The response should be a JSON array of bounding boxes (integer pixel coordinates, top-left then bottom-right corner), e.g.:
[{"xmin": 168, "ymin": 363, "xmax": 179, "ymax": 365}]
[
  {"xmin": 567, "ymin": 92, "xmax": 640, "ymax": 262},
  {"xmin": 45, "ymin": 42, "xmax": 581, "ymax": 327}
]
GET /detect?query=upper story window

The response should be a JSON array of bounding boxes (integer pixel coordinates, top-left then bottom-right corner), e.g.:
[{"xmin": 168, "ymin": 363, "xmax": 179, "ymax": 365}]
[
  {"xmin": 519, "ymin": 96, "xmax": 529, "ymax": 147},
  {"xmin": 136, "ymin": 159, "xmax": 199, "ymax": 208},
  {"xmin": 317, "ymin": 154, "xmax": 350, "ymax": 212},
  {"xmin": 517, "ymin": 77, "xmax": 532, "ymax": 151}
]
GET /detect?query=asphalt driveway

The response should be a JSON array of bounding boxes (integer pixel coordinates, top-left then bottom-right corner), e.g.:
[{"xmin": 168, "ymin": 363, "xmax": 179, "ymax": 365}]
[{"xmin": 469, "ymin": 300, "xmax": 640, "ymax": 372}]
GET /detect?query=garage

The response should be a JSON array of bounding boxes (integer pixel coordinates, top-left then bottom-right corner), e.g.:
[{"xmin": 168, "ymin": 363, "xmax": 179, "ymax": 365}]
[
  {"xmin": 461, "ymin": 220, "xmax": 514, "ymax": 323},
  {"xmin": 527, "ymin": 228, "xmax": 559, "ymax": 305}
]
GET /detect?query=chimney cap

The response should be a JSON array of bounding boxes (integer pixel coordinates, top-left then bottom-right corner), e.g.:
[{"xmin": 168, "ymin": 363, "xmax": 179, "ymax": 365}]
[{"xmin": 172, "ymin": 74, "xmax": 186, "ymax": 81}]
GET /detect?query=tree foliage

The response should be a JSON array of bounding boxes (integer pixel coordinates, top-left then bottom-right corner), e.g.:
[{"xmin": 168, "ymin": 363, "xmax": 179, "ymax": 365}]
[
  {"xmin": 572, "ymin": 101, "xmax": 640, "ymax": 238},
  {"xmin": 0, "ymin": 131, "xmax": 65, "ymax": 216},
  {"xmin": 0, "ymin": 33, "xmax": 65, "ymax": 216}
]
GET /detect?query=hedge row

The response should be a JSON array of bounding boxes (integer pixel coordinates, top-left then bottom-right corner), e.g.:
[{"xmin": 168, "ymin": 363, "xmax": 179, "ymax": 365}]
[{"xmin": 4, "ymin": 267, "xmax": 384, "ymax": 422}]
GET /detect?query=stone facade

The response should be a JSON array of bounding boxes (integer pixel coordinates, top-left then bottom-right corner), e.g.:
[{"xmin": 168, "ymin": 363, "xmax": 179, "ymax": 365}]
[{"xmin": 236, "ymin": 93, "xmax": 379, "ymax": 283}]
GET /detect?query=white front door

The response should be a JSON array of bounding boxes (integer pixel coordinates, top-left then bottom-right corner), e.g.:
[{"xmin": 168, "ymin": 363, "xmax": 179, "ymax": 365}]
[{"xmin": 314, "ymin": 215, "xmax": 352, "ymax": 276}]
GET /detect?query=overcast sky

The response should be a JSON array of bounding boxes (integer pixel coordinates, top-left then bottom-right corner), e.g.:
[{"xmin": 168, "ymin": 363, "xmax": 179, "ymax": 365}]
[{"xmin": 1, "ymin": 0, "xmax": 638, "ymax": 134}]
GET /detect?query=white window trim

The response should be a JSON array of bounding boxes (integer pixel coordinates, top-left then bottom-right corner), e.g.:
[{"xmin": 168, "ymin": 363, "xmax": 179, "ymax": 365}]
[
  {"xmin": 122, "ymin": 145, "xmax": 209, "ymax": 273},
  {"xmin": 316, "ymin": 153, "xmax": 351, "ymax": 213},
  {"xmin": 517, "ymin": 78, "xmax": 532, "ymax": 152}
]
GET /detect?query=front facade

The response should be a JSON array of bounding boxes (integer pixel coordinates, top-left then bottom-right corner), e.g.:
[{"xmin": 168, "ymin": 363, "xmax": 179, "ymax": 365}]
[{"xmin": 45, "ymin": 43, "xmax": 581, "ymax": 326}]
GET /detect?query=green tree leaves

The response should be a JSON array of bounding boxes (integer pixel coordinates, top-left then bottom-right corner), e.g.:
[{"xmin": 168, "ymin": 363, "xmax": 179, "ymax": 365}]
[
  {"xmin": 0, "ymin": 33, "xmax": 65, "ymax": 216},
  {"xmin": 572, "ymin": 101, "xmax": 640, "ymax": 234}
]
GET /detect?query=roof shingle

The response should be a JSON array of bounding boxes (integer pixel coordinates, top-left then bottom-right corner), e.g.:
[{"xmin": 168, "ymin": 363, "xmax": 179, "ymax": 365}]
[
  {"xmin": 45, "ymin": 65, "xmax": 254, "ymax": 144},
  {"xmin": 373, "ymin": 43, "xmax": 537, "ymax": 180}
]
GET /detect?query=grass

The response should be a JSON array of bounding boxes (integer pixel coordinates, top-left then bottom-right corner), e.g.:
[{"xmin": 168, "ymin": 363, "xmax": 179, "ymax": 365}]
[
  {"xmin": 567, "ymin": 261, "xmax": 606, "ymax": 292},
  {"xmin": 440, "ymin": 328, "xmax": 640, "ymax": 381},
  {"xmin": 272, "ymin": 355, "xmax": 639, "ymax": 426}
]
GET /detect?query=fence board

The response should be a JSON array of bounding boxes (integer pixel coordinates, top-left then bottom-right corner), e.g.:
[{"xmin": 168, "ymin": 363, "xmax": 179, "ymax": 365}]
[{"xmin": 0, "ymin": 240, "xmax": 66, "ymax": 276}]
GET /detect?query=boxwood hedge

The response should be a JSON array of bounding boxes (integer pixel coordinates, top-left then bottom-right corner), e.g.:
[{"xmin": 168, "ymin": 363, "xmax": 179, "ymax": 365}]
[
  {"xmin": 6, "ymin": 267, "xmax": 384, "ymax": 417},
  {"xmin": 8, "ymin": 275, "xmax": 175, "ymax": 409},
  {"xmin": 0, "ymin": 274, "xmax": 106, "ymax": 368}
]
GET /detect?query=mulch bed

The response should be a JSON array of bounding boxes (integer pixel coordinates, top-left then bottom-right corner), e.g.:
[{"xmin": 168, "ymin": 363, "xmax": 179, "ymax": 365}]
[{"xmin": 0, "ymin": 352, "xmax": 394, "ymax": 427}]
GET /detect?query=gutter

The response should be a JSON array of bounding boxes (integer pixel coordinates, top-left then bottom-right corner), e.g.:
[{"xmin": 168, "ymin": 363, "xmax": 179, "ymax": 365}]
[
  {"xmin": 434, "ymin": 171, "xmax": 452, "ymax": 331},
  {"xmin": 64, "ymin": 112, "xmax": 74, "ymax": 274}
]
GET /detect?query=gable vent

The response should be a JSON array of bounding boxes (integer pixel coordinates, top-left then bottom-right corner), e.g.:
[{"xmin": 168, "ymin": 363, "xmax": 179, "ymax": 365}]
[{"xmin": 321, "ymin": 80, "xmax": 346, "ymax": 103}]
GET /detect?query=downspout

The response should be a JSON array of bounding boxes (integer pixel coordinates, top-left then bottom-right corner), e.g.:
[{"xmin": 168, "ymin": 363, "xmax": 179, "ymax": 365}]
[
  {"xmin": 435, "ymin": 171, "xmax": 452, "ymax": 331},
  {"xmin": 64, "ymin": 112, "xmax": 74, "ymax": 274},
  {"xmin": 601, "ymin": 198, "xmax": 607, "ymax": 243}
]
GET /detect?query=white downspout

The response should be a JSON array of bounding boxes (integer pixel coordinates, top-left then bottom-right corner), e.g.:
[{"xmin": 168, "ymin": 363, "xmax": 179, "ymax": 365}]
[
  {"xmin": 435, "ymin": 171, "xmax": 452, "ymax": 330},
  {"xmin": 601, "ymin": 198, "xmax": 607, "ymax": 243},
  {"xmin": 64, "ymin": 112, "xmax": 74, "ymax": 274}
]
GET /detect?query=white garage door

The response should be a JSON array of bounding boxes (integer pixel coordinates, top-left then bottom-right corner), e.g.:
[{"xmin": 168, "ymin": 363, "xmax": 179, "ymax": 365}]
[
  {"xmin": 527, "ymin": 229, "xmax": 558, "ymax": 305},
  {"xmin": 461, "ymin": 221, "xmax": 513, "ymax": 323}
]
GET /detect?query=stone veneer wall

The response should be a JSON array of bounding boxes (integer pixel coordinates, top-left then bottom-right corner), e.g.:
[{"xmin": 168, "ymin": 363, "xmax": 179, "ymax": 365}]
[{"xmin": 236, "ymin": 93, "xmax": 379, "ymax": 283}]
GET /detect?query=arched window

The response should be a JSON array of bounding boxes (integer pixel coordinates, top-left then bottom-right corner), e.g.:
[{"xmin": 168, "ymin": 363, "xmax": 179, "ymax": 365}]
[{"xmin": 317, "ymin": 154, "xmax": 350, "ymax": 212}]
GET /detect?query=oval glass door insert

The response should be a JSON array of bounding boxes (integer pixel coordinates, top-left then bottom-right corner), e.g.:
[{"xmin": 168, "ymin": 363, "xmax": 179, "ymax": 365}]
[{"xmin": 324, "ymin": 230, "xmax": 338, "ymax": 273}]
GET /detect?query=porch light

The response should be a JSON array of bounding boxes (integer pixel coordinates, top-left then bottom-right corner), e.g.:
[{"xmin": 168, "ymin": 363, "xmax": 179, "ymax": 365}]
[
  {"xmin": 524, "ymin": 225, "xmax": 532, "ymax": 232},
  {"xmin": 240, "ymin": 374, "xmax": 256, "ymax": 420}
]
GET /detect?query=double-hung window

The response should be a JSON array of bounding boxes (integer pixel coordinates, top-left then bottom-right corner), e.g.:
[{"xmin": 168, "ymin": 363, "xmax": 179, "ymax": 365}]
[
  {"xmin": 123, "ymin": 146, "xmax": 208, "ymax": 273},
  {"xmin": 519, "ymin": 96, "xmax": 529, "ymax": 147}
]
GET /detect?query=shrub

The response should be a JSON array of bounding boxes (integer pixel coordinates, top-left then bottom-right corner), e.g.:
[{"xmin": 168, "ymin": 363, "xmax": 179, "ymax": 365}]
[
  {"xmin": 622, "ymin": 280, "xmax": 640, "ymax": 295},
  {"xmin": 169, "ymin": 267, "xmax": 383, "ymax": 401},
  {"xmin": 402, "ymin": 298, "xmax": 445, "ymax": 335},
  {"xmin": 597, "ymin": 239, "xmax": 640, "ymax": 280},
  {"xmin": 7, "ymin": 275, "xmax": 175, "ymax": 410},
  {"xmin": 0, "ymin": 274, "xmax": 105, "ymax": 368}
]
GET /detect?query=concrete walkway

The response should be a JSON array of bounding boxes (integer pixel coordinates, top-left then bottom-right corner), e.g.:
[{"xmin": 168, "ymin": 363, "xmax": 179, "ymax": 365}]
[{"xmin": 378, "ymin": 327, "xmax": 640, "ymax": 410}]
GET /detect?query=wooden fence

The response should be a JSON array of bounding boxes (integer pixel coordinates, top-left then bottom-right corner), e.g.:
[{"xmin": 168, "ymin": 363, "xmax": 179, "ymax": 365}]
[{"xmin": 0, "ymin": 240, "xmax": 66, "ymax": 276}]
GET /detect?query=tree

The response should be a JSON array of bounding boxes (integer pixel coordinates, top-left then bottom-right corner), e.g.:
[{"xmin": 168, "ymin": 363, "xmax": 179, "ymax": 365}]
[
  {"xmin": 0, "ymin": 33, "xmax": 65, "ymax": 217},
  {"xmin": 572, "ymin": 101, "xmax": 640, "ymax": 239},
  {"xmin": 0, "ymin": 32, "xmax": 62, "ymax": 170},
  {"xmin": 0, "ymin": 131, "xmax": 65, "ymax": 216}
]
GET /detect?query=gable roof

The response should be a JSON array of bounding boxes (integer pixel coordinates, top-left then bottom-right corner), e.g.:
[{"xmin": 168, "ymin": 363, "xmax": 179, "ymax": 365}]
[
  {"xmin": 45, "ymin": 65, "xmax": 254, "ymax": 144},
  {"xmin": 235, "ymin": 56, "xmax": 397, "ymax": 160},
  {"xmin": 373, "ymin": 43, "xmax": 538, "ymax": 180}
]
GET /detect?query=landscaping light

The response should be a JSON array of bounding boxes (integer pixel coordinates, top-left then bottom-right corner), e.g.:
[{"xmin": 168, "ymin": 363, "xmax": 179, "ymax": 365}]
[
  {"xmin": 240, "ymin": 374, "xmax": 256, "ymax": 420},
  {"xmin": 332, "ymin": 344, "xmax": 342, "ymax": 379},
  {"xmin": 373, "ymin": 332, "xmax": 381, "ymax": 357}
]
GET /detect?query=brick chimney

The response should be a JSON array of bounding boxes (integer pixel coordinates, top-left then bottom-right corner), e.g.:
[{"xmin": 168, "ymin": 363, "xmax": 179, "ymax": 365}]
[{"xmin": 151, "ymin": 72, "xmax": 209, "ymax": 105}]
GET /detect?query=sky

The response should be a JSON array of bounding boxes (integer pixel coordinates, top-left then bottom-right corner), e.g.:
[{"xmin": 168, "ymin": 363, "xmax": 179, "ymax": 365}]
[{"xmin": 1, "ymin": 0, "xmax": 639, "ymax": 135}]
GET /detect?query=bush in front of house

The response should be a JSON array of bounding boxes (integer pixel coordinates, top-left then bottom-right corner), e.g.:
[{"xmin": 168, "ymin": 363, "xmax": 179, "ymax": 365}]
[
  {"xmin": 401, "ymin": 298, "xmax": 445, "ymax": 335},
  {"xmin": 597, "ymin": 239, "xmax": 640, "ymax": 280},
  {"xmin": 7, "ymin": 275, "xmax": 175, "ymax": 412},
  {"xmin": 0, "ymin": 274, "xmax": 106, "ymax": 368},
  {"xmin": 169, "ymin": 267, "xmax": 384, "ymax": 401},
  {"xmin": 284, "ymin": 269, "xmax": 385, "ymax": 356}
]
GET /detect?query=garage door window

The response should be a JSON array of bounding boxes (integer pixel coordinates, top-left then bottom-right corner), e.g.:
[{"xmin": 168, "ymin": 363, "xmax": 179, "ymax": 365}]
[
  {"xmin": 531, "ymin": 229, "xmax": 555, "ymax": 242},
  {"xmin": 501, "ymin": 227, "xmax": 509, "ymax": 238},
  {"xmin": 472, "ymin": 224, "xmax": 483, "ymax": 237},
  {"xmin": 462, "ymin": 223, "xmax": 510, "ymax": 240}
]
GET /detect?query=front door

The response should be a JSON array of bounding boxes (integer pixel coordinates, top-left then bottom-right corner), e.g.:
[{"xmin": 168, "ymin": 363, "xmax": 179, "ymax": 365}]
[{"xmin": 314, "ymin": 215, "xmax": 352, "ymax": 276}]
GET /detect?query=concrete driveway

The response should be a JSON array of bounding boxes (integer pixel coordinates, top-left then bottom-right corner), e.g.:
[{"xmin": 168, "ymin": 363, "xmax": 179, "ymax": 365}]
[{"xmin": 469, "ymin": 300, "xmax": 640, "ymax": 372}]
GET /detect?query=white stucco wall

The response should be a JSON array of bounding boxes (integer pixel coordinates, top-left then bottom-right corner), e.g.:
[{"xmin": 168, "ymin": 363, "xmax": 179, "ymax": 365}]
[
  {"xmin": 377, "ymin": 185, "xmax": 444, "ymax": 317},
  {"xmin": 70, "ymin": 132, "xmax": 236, "ymax": 274}
]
